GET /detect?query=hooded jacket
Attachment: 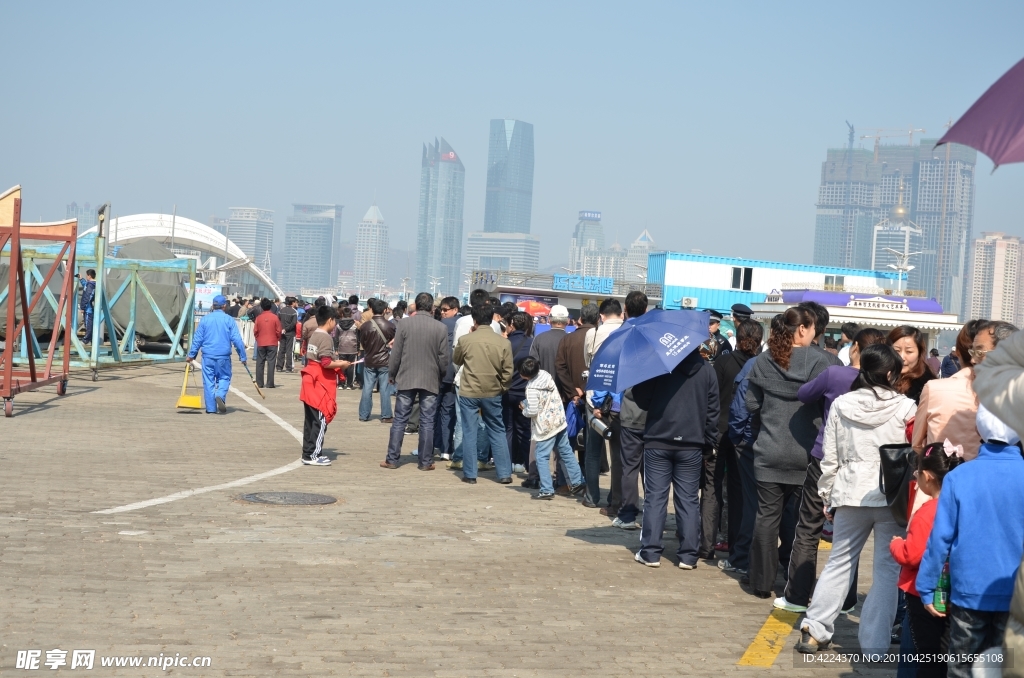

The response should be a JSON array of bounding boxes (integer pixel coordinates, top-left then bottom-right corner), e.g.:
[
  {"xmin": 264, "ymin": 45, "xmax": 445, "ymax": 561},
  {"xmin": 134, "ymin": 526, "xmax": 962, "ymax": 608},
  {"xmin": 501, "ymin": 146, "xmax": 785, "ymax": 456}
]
[
  {"xmin": 745, "ymin": 347, "xmax": 832, "ymax": 484},
  {"xmin": 632, "ymin": 352, "xmax": 719, "ymax": 451},
  {"xmin": 522, "ymin": 369, "xmax": 567, "ymax": 441},
  {"xmin": 333, "ymin": 318, "xmax": 359, "ymax": 355},
  {"xmin": 818, "ymin": 387, "xmax": 916, "ymax": 508},
  {"xmin": 916, "ymin": 442, "xmax": 1024, "ymax": 611}
]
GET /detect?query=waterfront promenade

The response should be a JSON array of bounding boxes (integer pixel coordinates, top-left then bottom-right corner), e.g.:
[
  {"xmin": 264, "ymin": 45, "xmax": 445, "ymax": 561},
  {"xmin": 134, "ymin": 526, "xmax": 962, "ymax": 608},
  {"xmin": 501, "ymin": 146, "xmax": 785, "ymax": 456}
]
[{"xmin": 1, "ymin": 362, "xmax": 884, "ymax": 676}]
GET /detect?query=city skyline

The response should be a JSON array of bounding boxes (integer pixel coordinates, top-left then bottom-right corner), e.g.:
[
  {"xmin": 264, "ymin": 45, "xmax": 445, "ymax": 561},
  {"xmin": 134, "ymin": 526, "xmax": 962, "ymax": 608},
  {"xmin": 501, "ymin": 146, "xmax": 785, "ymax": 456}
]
[
  {"xmin": 6, "ymin": 5, "xmax": 1024, "ymax": 295},
  {"xmin": 483, "ymin": 119, "xmax": 535, "ymax": 235}
]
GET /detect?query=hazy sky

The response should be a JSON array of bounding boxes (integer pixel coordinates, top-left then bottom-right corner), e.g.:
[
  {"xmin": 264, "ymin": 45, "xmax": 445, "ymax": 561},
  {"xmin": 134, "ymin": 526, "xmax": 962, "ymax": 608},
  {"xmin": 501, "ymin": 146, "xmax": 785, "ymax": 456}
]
[{"xmin": 3, "ymin": 2, "xmax": 1023, "ymax": 273}]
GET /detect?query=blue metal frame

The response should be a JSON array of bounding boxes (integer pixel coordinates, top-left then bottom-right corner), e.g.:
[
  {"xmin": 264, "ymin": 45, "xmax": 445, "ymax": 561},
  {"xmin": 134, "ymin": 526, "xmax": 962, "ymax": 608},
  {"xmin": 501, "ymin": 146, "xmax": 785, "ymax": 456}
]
[{"xmin": 6, "ymin": 233, "xmax": 196, "ymax": 375}]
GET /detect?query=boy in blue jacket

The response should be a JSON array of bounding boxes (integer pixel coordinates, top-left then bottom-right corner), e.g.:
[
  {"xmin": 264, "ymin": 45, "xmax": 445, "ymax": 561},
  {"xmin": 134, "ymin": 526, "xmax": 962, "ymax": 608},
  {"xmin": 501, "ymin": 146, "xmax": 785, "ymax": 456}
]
[{"xmin": 916, "ymin": 406, "xmax": 1024, "ymax": 678}]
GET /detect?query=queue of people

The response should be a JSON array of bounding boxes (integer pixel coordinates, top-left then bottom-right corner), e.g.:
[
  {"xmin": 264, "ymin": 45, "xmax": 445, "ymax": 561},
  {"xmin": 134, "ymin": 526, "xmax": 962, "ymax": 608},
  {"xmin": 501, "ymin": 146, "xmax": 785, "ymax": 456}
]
[{"xmin": 199, "ymin": 285, "xmax": 1024, "ymax": 675}]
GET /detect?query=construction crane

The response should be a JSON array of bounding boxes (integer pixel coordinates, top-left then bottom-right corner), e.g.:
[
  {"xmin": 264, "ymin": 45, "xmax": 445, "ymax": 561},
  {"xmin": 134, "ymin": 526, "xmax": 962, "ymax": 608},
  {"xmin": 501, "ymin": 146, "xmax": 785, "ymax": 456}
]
[{"xmin": 859, "ymin": 127, "xmax": 926, "ymax": 162}]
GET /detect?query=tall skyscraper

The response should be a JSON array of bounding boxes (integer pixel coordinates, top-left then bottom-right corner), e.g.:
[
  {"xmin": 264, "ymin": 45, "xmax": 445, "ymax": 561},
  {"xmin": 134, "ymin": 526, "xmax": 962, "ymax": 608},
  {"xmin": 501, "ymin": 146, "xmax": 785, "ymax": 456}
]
[
  {"xmin": 228, "ymin": 208, "xmax": 274, "ymax": 272},
  {"xmin": 483, "ymin": 119, "xmax": 534, "ymax": 234},
  {"xmin": 569, "ymin": 211, "xmax": 605, "ymax": 274},
  {"xmin": 279, "ymin": 204, "xmax": 344, "ymax": 293},
  {"xmin": 968, "ymin": 232, "xmax": 1024, "ymax": 326},
  {"xmin": 354, "ymin": 205, "xmax": 389, "ymax": 297},
  {"xmin": 812, "ymin": 137, "xmax": 976, "ymax": 315},
  {"xmin": 66, "ymin": 202, "xmax": 97, "ymax": 231},
  {"xmin": 416, "ymin": 138, "xmax": 465, "ymax": 295}
]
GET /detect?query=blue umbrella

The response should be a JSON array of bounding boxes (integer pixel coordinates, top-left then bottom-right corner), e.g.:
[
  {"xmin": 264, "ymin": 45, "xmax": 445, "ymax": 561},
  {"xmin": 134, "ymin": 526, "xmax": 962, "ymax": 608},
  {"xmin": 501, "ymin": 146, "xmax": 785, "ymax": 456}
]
[{"xmin": 586, "ymin": 309, "xmax": 710, "ymax": 392}]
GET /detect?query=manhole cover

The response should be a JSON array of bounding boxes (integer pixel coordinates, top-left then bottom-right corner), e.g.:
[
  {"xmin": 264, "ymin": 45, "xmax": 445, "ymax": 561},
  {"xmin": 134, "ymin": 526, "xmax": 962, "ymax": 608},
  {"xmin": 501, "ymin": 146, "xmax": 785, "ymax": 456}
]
[{"xmin": 239, "ymin": 492, "xmax": 337, "ymax": 505}]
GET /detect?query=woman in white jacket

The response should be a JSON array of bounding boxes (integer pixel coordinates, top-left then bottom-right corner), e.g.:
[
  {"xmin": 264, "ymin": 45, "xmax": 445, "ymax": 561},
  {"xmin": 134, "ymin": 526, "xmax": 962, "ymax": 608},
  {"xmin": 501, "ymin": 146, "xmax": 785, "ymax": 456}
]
[{"xmin": 797, "ymin": 344, "xmax": 916, "ymax": 655}]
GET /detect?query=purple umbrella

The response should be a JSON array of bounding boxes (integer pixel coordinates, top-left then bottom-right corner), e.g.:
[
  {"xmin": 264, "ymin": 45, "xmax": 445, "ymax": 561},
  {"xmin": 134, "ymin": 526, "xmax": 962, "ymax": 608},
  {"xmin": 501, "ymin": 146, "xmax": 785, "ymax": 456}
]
[{"xmin": 937, "ymin": 56, "xmax": 1024, "ymax": 168}]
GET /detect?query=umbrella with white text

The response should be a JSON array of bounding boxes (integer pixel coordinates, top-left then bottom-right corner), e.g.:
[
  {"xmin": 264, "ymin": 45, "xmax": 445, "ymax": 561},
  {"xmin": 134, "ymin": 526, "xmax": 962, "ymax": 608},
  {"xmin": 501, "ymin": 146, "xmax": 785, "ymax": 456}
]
[{"xmin": 586, "ymin": 309, "xmax": 710, "ymax": 392}]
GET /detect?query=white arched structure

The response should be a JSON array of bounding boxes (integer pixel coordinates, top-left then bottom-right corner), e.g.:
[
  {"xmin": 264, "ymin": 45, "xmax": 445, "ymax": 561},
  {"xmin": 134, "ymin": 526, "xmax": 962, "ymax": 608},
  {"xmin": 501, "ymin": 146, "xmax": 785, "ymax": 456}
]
[{"xmin": 83, "ymin": 213, "xmax": 284, "ymax": 299}]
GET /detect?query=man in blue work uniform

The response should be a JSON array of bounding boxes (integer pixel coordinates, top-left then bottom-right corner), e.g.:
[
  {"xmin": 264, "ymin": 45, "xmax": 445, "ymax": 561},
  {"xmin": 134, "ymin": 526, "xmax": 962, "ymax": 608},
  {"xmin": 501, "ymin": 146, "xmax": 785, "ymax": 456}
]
[
  {"xmin": 186, "ymin": 294, "xmax": 248, "ymax": 414},
  {"xmin": 79, "ymin": 269, "xmax": 96, "ymax": 344}
]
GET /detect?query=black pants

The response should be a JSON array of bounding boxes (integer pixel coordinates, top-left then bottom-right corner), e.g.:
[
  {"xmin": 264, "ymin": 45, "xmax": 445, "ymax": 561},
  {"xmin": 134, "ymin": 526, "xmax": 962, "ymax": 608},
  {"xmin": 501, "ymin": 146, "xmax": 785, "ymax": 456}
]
[
  {"xmin": 255, "ymin": 345, "xmax": 277, "ymax": 388},
  {"xmin": 730, "ymin": 441, "xmax": 758, "ymax": 570},
  {"xmin": 617, "ymin": 426, "xmax": 645, "ymax": 523},
  {"xmin": 699, "ymin": 446, "xmax": 726, "ymax": 558},
  {"xmin": 784, "ymin": 456, "xmax": 859, "ymax": 609},
  {"xmin": 502, "ymin": 393, "xmax": 531, "ymax": 466},
  {"xmin": 339, "ymin": 353, "xmax": 357, "ymax": 388},
  {"xmin": 722, "ymin": 437, "xmax": 743, "ymax": 563},
  {"xmin": 750, "ymin": 479, "xmax": 801, "ymax": 593},
  {"xmin": 302, "ymin": 403, "xmax": 327, "ymax": 461},
  {"xmin": 276, "ymin": 334, "xmax": 295, "ymax": 371},
  {"xmin": 905, "ymin": 593, "xmax": 949, "ymax": 678}
]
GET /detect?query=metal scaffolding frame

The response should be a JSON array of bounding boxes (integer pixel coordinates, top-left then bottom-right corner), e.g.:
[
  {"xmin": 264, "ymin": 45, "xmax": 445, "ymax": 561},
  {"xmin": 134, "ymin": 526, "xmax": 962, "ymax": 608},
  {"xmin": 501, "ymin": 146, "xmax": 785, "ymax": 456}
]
[
  {"xmin": 2, "ymin": 190, "xmax": 197, "ymax": 412},
  {"xmin": 0, "ymin": 186, "xmax": 78, "ymax": 416}
]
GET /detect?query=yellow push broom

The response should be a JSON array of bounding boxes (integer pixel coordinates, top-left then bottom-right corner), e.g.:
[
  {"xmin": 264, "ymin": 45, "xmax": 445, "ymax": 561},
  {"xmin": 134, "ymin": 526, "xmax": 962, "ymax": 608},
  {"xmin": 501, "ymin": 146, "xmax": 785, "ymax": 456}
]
[{"xmin": 176, "ymin": 362, "xmax": 205, "ymax": 410}]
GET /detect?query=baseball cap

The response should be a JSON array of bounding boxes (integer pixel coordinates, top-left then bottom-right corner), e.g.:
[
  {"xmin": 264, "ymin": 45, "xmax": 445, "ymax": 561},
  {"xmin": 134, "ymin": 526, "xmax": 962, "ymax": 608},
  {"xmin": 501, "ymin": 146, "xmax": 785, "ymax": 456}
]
[
  {"xmin": 213, "ymin": 294, "xmax": 227, "ymax": 306},
  {"xmin": 549, "ymin": 304, "xmax": 569, "ymax": 320}
]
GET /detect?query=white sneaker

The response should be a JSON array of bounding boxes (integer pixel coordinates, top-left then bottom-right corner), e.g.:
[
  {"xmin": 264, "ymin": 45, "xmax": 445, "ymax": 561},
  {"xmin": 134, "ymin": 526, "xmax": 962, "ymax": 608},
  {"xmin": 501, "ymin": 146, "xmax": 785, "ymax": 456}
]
[
  {"xmin": 678, "ymin": 562, "xmax": 696, "ymax": 570},
  {"xmin": 441, "ymin": 453, "xmax": 451, "ymax": 461},
  {"xmin": 612, "ymin": 517, "xmax": 640, "ymax": 530},
  {"xmin": 512, "ymin": 463, "xmax": 526, "ymax": 474},
  {"xmin": 634, "ymin": 552, "xmax": 660, "ymax": 568},
  {"xmin": 773, "ymin": 596, "xmax": 808, "ymax": 613}
]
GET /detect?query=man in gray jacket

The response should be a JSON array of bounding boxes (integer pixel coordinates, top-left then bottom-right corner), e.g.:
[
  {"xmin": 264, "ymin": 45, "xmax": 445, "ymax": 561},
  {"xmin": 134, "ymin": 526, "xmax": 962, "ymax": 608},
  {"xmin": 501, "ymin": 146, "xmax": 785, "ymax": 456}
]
[{"xmin": 380, "ymin": 293, "xmax": 449, "ymax": 471}]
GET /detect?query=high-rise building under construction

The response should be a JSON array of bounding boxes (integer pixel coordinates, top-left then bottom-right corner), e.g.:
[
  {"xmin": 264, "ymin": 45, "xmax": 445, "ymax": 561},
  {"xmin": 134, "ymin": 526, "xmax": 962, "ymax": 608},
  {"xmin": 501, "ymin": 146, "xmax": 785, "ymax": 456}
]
[{"xmin": 812, "ymin": 136, "xmax": 976, "ymax": 317}]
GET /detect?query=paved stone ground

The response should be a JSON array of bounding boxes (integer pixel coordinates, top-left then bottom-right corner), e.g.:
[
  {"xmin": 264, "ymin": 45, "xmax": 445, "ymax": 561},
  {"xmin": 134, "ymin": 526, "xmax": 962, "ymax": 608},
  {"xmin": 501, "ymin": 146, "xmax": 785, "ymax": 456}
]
[{"xmin": 1, "ymin": 362, "xmax": 893, "ymax": 676}]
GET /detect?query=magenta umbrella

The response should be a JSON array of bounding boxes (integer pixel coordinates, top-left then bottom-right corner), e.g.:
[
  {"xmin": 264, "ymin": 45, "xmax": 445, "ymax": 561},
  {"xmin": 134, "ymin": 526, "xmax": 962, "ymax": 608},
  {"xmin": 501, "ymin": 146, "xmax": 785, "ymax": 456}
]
[{"xmin": 938, "ymin": 56, "xmax": 1024, "ymax": 168}]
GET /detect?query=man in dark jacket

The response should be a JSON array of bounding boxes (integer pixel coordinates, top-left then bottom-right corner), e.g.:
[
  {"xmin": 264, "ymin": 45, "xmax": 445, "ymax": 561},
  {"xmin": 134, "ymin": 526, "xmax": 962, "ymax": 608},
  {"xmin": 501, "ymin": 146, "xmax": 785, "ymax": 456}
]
[
  {"xmin": 435, "ymin": 296, "xmax": 461, "ymax": 460},
  {"xmin": 705, "ymin": 320, "xmax": 762, "ymax": 564},
  {"xmin": 381, "ymin": 293, "xmax": 449, "ymax": 470},
  {"xmin": 521, "ymin": 304, "xmax": 571, "ymax": 488},
  {"xmin": 357, "ymin": 298, "xmax": 396, "ymax": 422},
  {"xmin": 707, "ymin": 310, "xmax": 731, "ymax": 360},
  {"xmin": 632, "ymin": 350, "xmax": 720, "ymax": 569},
  {"xmin": 503, "ymin": 313, "xmax": 534, "ymax": 473},
  {"xmin": 613, "ymin": 291, "xmax": 651, "ymax": 529},
  {"xmin": 277, "ymin": 297, "xmax": 299, "ymax": 373},
  {"xmin": 555, "ymin": 304, "xmax": 599, "ymax": 407}
]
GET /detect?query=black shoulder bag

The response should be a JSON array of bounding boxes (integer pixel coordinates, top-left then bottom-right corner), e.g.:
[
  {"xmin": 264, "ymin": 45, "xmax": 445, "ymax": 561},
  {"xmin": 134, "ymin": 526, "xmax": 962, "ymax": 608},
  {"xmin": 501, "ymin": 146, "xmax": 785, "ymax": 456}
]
[{"xmin": 878, "ymin": 443, "xmax": 915, "ymax": 528}]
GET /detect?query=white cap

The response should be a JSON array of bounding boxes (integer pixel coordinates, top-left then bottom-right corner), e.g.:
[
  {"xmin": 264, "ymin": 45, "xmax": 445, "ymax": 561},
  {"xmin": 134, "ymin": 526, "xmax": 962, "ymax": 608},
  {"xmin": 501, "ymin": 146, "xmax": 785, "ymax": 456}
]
[{"xmin": 549, "ymin": 304, "xmax": 569, "ymax": 320}]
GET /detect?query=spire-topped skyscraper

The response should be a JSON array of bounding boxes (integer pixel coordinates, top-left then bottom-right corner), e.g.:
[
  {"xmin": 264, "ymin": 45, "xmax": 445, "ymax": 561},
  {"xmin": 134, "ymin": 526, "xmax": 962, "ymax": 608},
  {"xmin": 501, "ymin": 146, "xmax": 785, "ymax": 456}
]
[{"xmin": 416, "ymin": 138, "xmax": 465, "ymax": 295}]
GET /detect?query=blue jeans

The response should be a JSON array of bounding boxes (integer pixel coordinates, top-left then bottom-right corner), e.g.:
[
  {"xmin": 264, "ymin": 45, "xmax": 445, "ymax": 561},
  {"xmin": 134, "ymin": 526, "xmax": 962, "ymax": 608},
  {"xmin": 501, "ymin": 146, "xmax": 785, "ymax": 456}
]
[
  {"xmin": 434, "ymin": 382, "xmax": 457, "ymax": 455},
  {"xmin": 452, "ymin": 386, "xmax": 489, "ymax": 464},
  {"xmin": 638, "ymin": 447, "xmax": 702, "ymax": 566},
  {"xmin": 457, "ymin": 395, "xmax": 511, "ymax": 480},
  {"xmin": 386, "ymin": 389, "xmax": 438, "ymax": 467},
  {"xmin": 535, "ymin": 429, "xmax": 583, "ymax": 494},
  {"xmin": 359, "ymin": 366, "xmax": 393, "ymax": 420},
  {"xmin": 199, "ymin": 355, "xmax": 233, "ymax": 413},
  {"xmin": 947, "ymin": 604, "xmax": 1008, "ymax": 678}
]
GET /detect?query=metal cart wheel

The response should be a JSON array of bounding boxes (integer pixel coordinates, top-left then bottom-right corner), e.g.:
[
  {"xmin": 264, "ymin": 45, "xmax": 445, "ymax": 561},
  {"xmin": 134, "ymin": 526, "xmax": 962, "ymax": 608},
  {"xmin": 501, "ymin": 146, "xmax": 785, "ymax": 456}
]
[
  {"xmin": 57, "ymin": 379, "xmax": 68, "ymax": 396},
  {"xmin": 4, "ymin": 399, "xmax": 12, "ymax": 417}
]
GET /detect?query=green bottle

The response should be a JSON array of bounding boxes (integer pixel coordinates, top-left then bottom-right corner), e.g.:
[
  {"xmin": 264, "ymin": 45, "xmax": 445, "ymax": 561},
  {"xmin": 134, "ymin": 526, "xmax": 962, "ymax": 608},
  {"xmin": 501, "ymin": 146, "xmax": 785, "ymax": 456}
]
[{"xmin": 934, "ymin": 560, "xmax": 950, "ymax": 613}]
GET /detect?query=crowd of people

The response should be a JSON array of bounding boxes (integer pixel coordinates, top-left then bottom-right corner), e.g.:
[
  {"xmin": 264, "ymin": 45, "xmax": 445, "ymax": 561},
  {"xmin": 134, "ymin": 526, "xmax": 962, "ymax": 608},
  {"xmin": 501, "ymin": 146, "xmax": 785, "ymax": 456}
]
[{"xmin": 187, "ymin": 288, "xmax": 1024, "ymax": 676}]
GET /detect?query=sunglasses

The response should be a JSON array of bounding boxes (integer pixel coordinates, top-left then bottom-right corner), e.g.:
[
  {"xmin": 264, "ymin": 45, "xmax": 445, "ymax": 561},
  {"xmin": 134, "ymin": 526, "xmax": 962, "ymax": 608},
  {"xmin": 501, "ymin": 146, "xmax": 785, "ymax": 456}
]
[{"xmin": 968, "ymin": 348, "xmax": 990, "ymax": 360}]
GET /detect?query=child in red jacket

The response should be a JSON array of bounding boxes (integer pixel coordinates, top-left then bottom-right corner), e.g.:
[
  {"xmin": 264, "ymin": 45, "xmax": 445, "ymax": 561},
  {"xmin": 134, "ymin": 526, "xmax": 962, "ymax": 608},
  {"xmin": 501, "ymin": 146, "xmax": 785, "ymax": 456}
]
[
  {"xmin": 299, "ymin": 306, "xmax": 352, "ymax": 466},
  {"xmin": 890, "ymin": 440, "xmax": 964, "ymax": 678}
]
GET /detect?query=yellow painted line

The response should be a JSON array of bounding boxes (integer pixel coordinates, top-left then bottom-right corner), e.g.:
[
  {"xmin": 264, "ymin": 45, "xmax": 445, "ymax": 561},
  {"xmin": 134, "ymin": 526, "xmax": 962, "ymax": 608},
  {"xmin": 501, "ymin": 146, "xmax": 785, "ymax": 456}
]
[
  {"xmin": 737, "ymin": 609, "xmax": 800, "ymax": 666},
  {"xmin": 819, "ymin": 539, "xmax": 832, "ymax": 551}
]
